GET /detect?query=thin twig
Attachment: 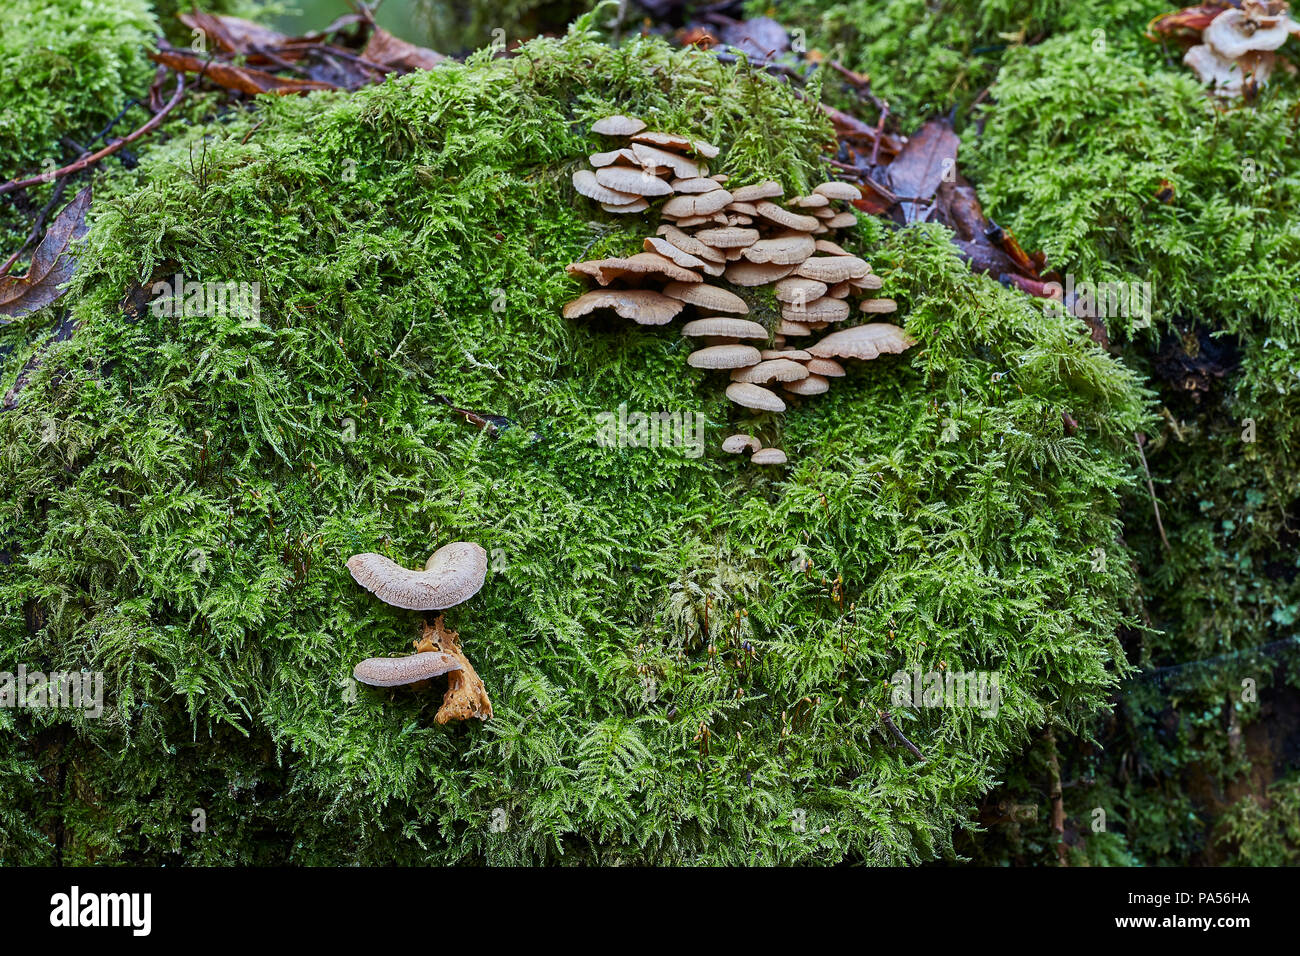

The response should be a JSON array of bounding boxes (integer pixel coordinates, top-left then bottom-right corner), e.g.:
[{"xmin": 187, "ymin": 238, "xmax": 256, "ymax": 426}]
[
  {"xmin": 880, "ymin": 711, "xmax": 925, "ymax": 762},
  {"xmin": 0, "ymin": 73, "xmax": 186, "ymax": 197},
  {"xmin": 0, "ymin": 178, "xmax": 70, "ymax": 277},
  {"xmin": 1134, "ymin": 431, "xmax": 1172, "ymax": 554}
]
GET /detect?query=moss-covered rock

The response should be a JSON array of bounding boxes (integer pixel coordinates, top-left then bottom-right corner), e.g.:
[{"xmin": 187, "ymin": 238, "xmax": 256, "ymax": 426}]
[{"xmin": 0, "ymin": 16, "xmax": 1147, "ymax": 864}]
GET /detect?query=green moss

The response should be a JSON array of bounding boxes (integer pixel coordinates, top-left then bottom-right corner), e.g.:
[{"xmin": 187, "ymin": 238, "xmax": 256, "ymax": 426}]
[{"xmin": 0, "ymin": 15, "xmax": 1146, "ymax": 864}]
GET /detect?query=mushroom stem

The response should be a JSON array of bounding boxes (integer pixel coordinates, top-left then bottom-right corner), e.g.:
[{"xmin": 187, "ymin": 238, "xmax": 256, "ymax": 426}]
[{"xmin": 416, "ymin": 616, "xmax": 494, "ymax": 724}]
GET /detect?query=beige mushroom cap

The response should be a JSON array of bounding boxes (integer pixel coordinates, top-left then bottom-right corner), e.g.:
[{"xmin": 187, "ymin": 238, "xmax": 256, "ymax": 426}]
[
  {"xmin": 784, "ymin": 374, "xmax": 830, "ymax": 396},
  {"xmin": 672, "ymin": 177, "xmax": 723, "ymax": 194},
  {"xmin": 644, "ymin": 236, "xmax": 708, "ymax": 270},
  {"xmin": 632, "ymin": 142, "xmax": 701, "ymax": 179},
  {"xmin": 693, "ymin": 226, "xmax": 759, "ymax": 249},
  {"xmin": 791, "ymin": 193, "xmax": 830, "ymax": 208},
  {"xmin": 658, "ymin": 224, "xmax": 726, "ymax": 262},
  {"xmin": 730, "ymin": 181, "xmax": 784, "ymax": 203},
  {"xmin": 589, "ymin": 147, "xmax": 637, "ymax": 167},
  {"xmin": 763, "ymin": 348, "xmax": 812, "ymax": 361},
  {"xmin": 347, "ymin": 542, "xmax": 488, "ymax": 611},
  {"xmin": 797, "ymin": 256, "xmax": 871, "ymax": 282},
  {"xmin": 662, "ymin": 190, "xmax": 734, "ymax": 219},
  {"xmin": 779, "ymin": 319, "xmax": 812, "ymax": 336},
  {"xmin": 353, "ymin": 651, "xmax": 463, "ymax": 687},
  {"xmin": 774, "ymin": 277, "xmax": 828, "ymax": 304},
  {"xmin": 859, "ymin": 297, "xmax": 898, "ymax": 314},
  {"xmin": 750, "ymin": 447, "xmax": 787, "ymax": 465},
  {"xmin": 1204, "ymin": 8, "xmax": 1295, "ymax": 60},
  {"xmin": 805, "ymin": 357, "xmax": 846, "ymax": 377},
  {"xmin": 566, "ymin": 252, "xmax": 701, "ymax": 286},
  {"xmin": 730, "ymin": 358, "xmax": 809, "ymax": 384},
  {"xmin": 688, "ymin": 344, "xmax": 762, "ymax": 369},
  {"xmin": 782, "ymin": 297, "xmax": 851, "ymax": 323},
  {"xmin": 592, "ymin": 114, "xmax": 646, "ymax": 136},
  {"xmin": 725, "ymin": 260, "xmax": 795, "ymax": 286},
  {"xmin": 663, "ymin": 282, "xmax": 749, "ymax": 314},
  {"xmin": 722, "ymin": 433, "xmax": 762, "ymax": 454},
  {"xmin": 744, "ymin": 233, "xmax": 816, "ymax": 266},
  {"xmin": 573, "ymin": 169, "xmax": 640, "ymax": 205},
  {"xmin": 681, "ymin": 317, "xmax": 769, "ymax": 338},
  {"xmin": 594, "ymin": 165, "xmax": 673, "ymax": 197},
  {"xmin": 814, "ymin": 181, "xmax": 862, "ymax": 201},
  {"xmin": 562, "ymin": 289, "xmax": 684, "ymax": 324},
  {"xmin": 754, "ymin": 201, "xmax": 821, "ymax": 232},
  {"xmin": 601, "ymin": 198, "xmax": 650, "ymax": 214},
  {"xmin": 814, "ymin": 238, "xmax": 852, "ymax": 256},
  {"xmin": 725, "ymin": 381, "xmax": 786, "ymax": 412},
  {"xmin": 826, "ymin": 211, "xmax": 859, "ymax": 230},
  {"xmin": 808, "ymin": 323, "xmax": 917, "ymax": 360}
]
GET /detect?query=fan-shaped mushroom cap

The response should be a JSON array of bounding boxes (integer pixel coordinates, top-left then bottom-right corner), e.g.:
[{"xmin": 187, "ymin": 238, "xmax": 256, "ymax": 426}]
[
  {"xmin": 859, "ymin": 297, "xmax": 898, "ymax": 314},
  {"xmin": 632, "ymin": 142, "xmax": 701, "ymax": 179},
  {"xmin": 589, "ymin": 148, "xmax": 638, "ymax": 167},
  {"xmin": 632, "ymin": 130, "xmax": 717, "ymax": 157},
  {"xmin": 658, "ymin": 224, "xmax": 726, "ymax": 262},
  {"xmin": 694, "ymin": 226, "xmax": 759, "ymax": 249},
  {"xmin": 814, "ymin": 181, "xmax": 862, "ymax": 201},
  {"xmin": 797, "ymin": 255, "xmax": 870, "ymax": 282},
  {"xmin": 725, "ymin": 260, "xmax": 795, "ymax": 286},
  {"xmin": 722, "ymin": 433, "xmax": 762, "ymax": 454},
  {"xmin": 594, "ymin": 165, "xmax": 672, "ymax": 196},
  {"xmin": 809, "ymin": 323, "xmax": 916, "ymax": 359},
  {"xmin": 744, "ymin": 233, "xmax": 816, "ymax": 265},
  {"xmin": 681, "ymin": 317, "xmax": 768, "ymax": 338},
  {"xmin": 730, "ymin": 358, "xmax": 809, "ymax": 384},
  {"xmin": 563, "ymin": 289, "xmax": 683, "ymax": 324},
  {"xmin": 814, "ymin": 206, "xmax": 837, "ymax": 219},
  {"xmin": 601, "ymin": 198, "xmax": 650, "ymax": 214},
  {"xmin": 814, "ymin": 238, "xmax": 852, "ymax": 256},
  {"xmin": 774, "ymin": 277, "xmax": 828, "ymax": 304},
  {"xmin": 662, "ymin": 190, "xmax": 734, "ymax": 218},
  {"xmin": 754, "ymin": 201, "xmax": 820, "ymax": 232},
  {"xmin": 791, "ymin": 193, "xmax": 830, "ymax": 208},
  {"xmin": 592, "ymin": 115, "xmax": 646, "ymax": 136},
  {"xmin": 783, "ymin": 297, "xmax": 851, "ymax": 323},
  {"xmin": 663, "ymin": 282, "xmax": 749, "ymax": 314},
  {"xmin": 784, "ymin": 374, "xmax": 830, "ymax": 396},
  {"xmin": 852, "ymin": 274, "xmax": 884, "ymax": 290},
  {"xmin": 1204, "ymin": 8, "xmax": 1295, "ymax": 59},
  {"xmin": 779, "ymin": 319, "xmax": 812, "ymax": 336},
  {"xmin": 750, "ymin": 447, "xmax": 788, "ymax": 465},
  {"xmin": 672, "ymin": 177, "xmax": 723, "ymax": 194},
  {"xmin": 353, "ymin": 651, "xmax": 463, "ymax": 687},
  {"xmin": 688, "ymin": 344, "xmax": 762, "ymax": 369},
  {"xmin": 763, "ymin": 348, "xmax": 812, "ymax": 361},
  {"xmin": 644, "ymin": 236, "xmax": 709, "ymax": 270},
  {"xmin": 347, "ymin": 542, "xmax": 488, "ymax": 611},
  {"xmin": 805, "ymin": 357, "xmax": 846, "ymax": 377},
  {"xmin": 730, "ymin": 180, "xmax": 783, "ymax": 202},
  {"xmin": 726, "ymin": 200, "xmax": 760, "ymax": 216},
  {"xmin": 826, "ymin": 281, "xmax": 853, "ymax": 298},
  {"xmin": 566, "ymin": 253, "xmax": 701, "ymax": 286},
  {"xmin": 573, "ymin": 169, "xmax": 640, "ymax": 205},
  {"xmin": 726, "ymin": 381, "xmax": 786, "ymax": 412},
  {"xmin": 826, "ymin": 211, "xmax": 859, "ymax": 229}
]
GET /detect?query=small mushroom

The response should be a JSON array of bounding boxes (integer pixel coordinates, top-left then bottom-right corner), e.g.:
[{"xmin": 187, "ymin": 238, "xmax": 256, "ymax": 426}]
[
  {"xmin": 662, "ymin": 281, "xmax": 749, "ymax": 314},
  {"xmin": 762, "ymin": 348, "xmax": 812, "ymax": 361},
  {"xmin": 724, "ymin": 261, "xmax": 796, "ymax": 286},
  {"xmin": 859, "ymin": 297, "xmax": 898, "ymax": 314},
  {"xmin": 562, "ymin": 289, "xmax": 683, "ymax": 325},
  {"xmin": 729, "ymin": 181, "xmax": 784, "ymax": 202},
  {"xmin": 589, "ymin": 148, "xmax": 638, "ymax": 167},
  {"xmin": 730, "ymin": 358, "xmax": 809, "ymax": 384},
  {"xmin": 347, "ymin": 542, "xmax": 488, "ymax": 611},
  {"xmin": 774, "ymin": 277, "xmax": 828, "ymax": 304},
  {"xmin": 353, "ymin": 651, "xmax": 463, "ymax": 687},
  {"xmin": 601, "ymin": 198, "xmax": 650, "ymax": 214},
  {"xmin": 693, "ymin": 226, "xmax": 759, "ymax": 249},
  {"xmin": 743, "ymin": 233, "xmax": 816, "ymax": 265},
  {"xmin": 644, "ymin": 236, "xmax": 709, "ymax": 270},
  {"xmin": 814, "ymin": 239, "xmax": 852, "ymax": 256},
  {"xmin": 797, "ymin": 256, "xmax": 870, "ymax": 282},
  {"xmin": 750, "ymin": 447, "xmax": 788, "ymax": 465},
  {"xmin": 592, "ymin": 114, "xmax": 646, "ymax": 136},
  {"xmin": 632, "ymin": 142, "xmax": 701, "ymax": 179},
  {"xmin": 813, "ymin": 181, "xmax": 862, "ymax": 201},
  {"xmin": 805, "ymin": 357, "xmax": 846, "ymax": 377},
  {"xmin": 661, "ymin": 189, "xmax": 734, "ymax": 219},
  {"xmin": 791, "ymin": 193, "xmax": 830, "ymax": 208},
  {"xmin": 725, "ymin": 381, "xmax": 786, "ymax": 412},
  {"xmin": 565, "ymin": 253, "xmax": 701, "ymax": 286},
  {"xmin": 808, "ymin": 323, "xmax": 917, "ymax": 360},
  {"xmin": 672, "ymin": 177, "xmax": 723, "ymax": 194},
  {"xmin": 680, "ymin": 317, "xmax": 769, "ymax": 338},
  {"xmin": 783, "ymin": 374, "xmax": 830, "ymax": 396},
  {"xmin": 754, "ymin": 201, "xmax": 820, "ymax": 232},
  {"xmin": 688, "ymin": 344, "xmax": 762, "ymax": 369},
  {"xmin": 778, "ymin": 319, "xmax": 812, "ymax": 336},
  {"xmin": 594, "ymin": 165, "xmax": 673, "ymax": 197},
  {"xmin": 782, "ymin": 297, "xmax": 850, "ymax": 323},
  {"xmin": 658, "ymin": 224, "xmax": 726, "ymax": 262},
  {"xmin": 573, "ymin": 169, "xmax": 640, "ymax": 205},
  {"xmin": 722, "ymin": 433, "xmax": 762, "ymax": 454},
  {"xmin": 825, "ymin": 212, "xmax": 858, "ymax": 230}
]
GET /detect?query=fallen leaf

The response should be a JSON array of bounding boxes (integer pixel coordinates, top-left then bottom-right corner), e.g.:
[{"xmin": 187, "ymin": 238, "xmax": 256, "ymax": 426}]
[
  {"xmin": 148, "ymin": 50, "xmax": 335, "ymax": 95},
  {"xmin": 179, "ymin": 11, "xmax": 290, "ymax": 55},
  {"xmin": 886, "ymin": 118, "xmax": 961, "ymax": 222},
  {"xmin": 0, "ymin": 186, "xmax": 92, "ymax": 320},
  {"xmin": 361, "ymin": 26, "xmax": 445, "ymax": 71}
]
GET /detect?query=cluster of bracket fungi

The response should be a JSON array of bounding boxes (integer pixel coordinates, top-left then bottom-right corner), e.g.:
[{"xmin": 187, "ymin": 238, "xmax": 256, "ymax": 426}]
[
  {"xmin": 347, "ymin": 541, "xmax": 494, "ymax": 724},
  {"xmin": 564, "ymin": 113, "xmax": 916, "ymax": 466}
]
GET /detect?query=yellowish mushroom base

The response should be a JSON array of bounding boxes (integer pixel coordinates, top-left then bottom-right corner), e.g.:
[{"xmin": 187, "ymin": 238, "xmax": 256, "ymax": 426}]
[{"xmin": 415, "ymin": 617, "xmax": 493, "ymax": 724}]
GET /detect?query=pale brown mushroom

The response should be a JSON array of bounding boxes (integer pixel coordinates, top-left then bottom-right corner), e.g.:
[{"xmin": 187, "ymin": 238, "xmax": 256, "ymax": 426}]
[
  {"xmin": 724, "ymin": 261, "xmax": 795, "ymax": 286},
  {"xmin": 722, "ymin": 433, "xmax": 763, "ymax": 454},
  {"xmin": 859, "ymin": 297, "xmax": 898, "ymax": 314},
  {"xmin": 826, "ymin": 212, "xmax": 858, "ymax": 230},
  {"xmin": 595, "ymin": 165, "xmax": 673, "ymax": 197},
  {"xmin": 663, "ymin": 282, "xmax": 749, "ymax": 314},
  {"xmin": 353, "ymin": 651, "xmax": 463, "ymax": 687},
  {"xmin": 688, "ymin": 344, "xmax": 762, "ymax": 369},
  {"xmin": 694, "ymin": 226, "xmax": 759, "ymax": 249},
  {"xmin": 762, "ymin": 348, "xmax": 812, "ymax": 361},
  {"xmin": 778, "ymin": 319, "xmax": 812, "ymax": 336},
  {"xmin": 632, "ymin": 142, "xmax": 701, "ymax": 179},
  {"xmin": 814, "ymin": 181, "xmax": 862, "ymax": 201},
  {"xmin": 805, "ymin": 357, "xmax": 846, "ymax": 377},
  {"xmin": 644, "ymin": 236, "xmax": 709, "ymax": 270},
  {"xmin": 565, "ymin": 252, "xmax": 701, "ymax": 286},
  {"xmin": 754, "ymin": 201, "xmax": 820, "ymax": 232},
  {"xmin": 743, "ymin": 233, "xmax": 815, "ymax": 265},
  {"xmin": 658, "ymin": 224, "xmax": 726, "ymax": 262},
  {"xmin": 783, "ymin": 374, "xmax": 830, "ymax": 396},
  {"xmin": 725, "ymin": 381, "xmax": 786, "ymax": 412},
  {"xmin": 589, "ymin": 147, "xmax": 638, "ymax": 167},
  {"xmin": 672, "ymin": 177, "xmax": 723, "ymax": 194},
  {"xmin": 681, "ymin": 317, "xmax": 769, "ymax": 338},
  {"xmin": 730, "ymin": 181, "xmax": 783, "ymax": 203},
  {"xmin": 814, "ymin": 239, "xmax": 852, "ymax": 256},
  {"xmin": 782, "ymin": 297, "xmax": 850, "ymax": 323},
  {"xmin": 562, "ymin": 289, "xmax": 683, "ymax": 325},
  {"xmin": 601, "ymin": 198, "xmax": 650, "ymax": 214},
  {"xmin": 797, "ymin": 256, "xmax": 870, "ymax": 282},
  {"xmin": 347, "ymin": 542, "xmax": 488, "ymax": 611},
  {"xmin": 808, "ymin": 323, "xmax": 917, "ymax": 360},
  {"xmin": 573, "ymin": 169, "xmax": 640, "ymax": 205},
  {"xmin": 774, "ymin": 277, "xmax": 828, "ymax": 304},
  {"xmin": 750, "ymin": 447, "xmax": 788, "ymax": 465},
  {"xmin": 730, "ymin": 358, "xmax": 809, "ymax": 384},
  {"xmin": 592, "ymin": 114, "xmax": 646, "ymax": 136},
  {"xmin": 661, "ymin": 190, "xmax": 733, "ymax": 219},
  {"xmin": 726, "ymin": 200, "xmax": 760, "ymax": 217},
  {"xmin": 791, "ymin": 193, "xmax": 830, "ymax": 208}
]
